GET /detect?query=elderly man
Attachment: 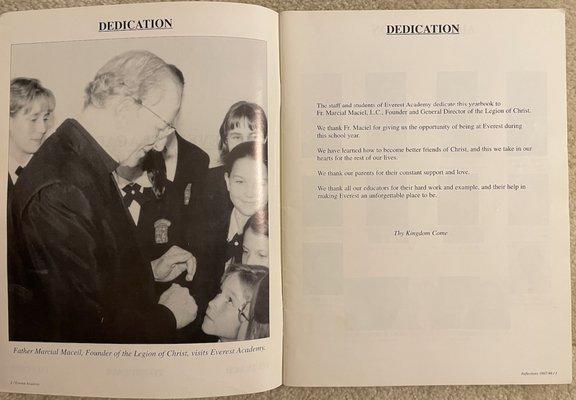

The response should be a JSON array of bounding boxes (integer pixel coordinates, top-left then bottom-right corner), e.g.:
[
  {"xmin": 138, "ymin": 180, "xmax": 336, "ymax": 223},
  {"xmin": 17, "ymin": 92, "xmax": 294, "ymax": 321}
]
[{"xmin": 9, "ymin": 50, "xmax": 198, "ymax": 343}]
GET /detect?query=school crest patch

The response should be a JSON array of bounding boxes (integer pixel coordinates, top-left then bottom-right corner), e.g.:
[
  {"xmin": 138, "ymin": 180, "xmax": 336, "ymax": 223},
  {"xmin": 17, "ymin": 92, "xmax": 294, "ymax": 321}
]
[{"xmin": 154, "ymin": 218, "xmax": 172, "ymax": 244}]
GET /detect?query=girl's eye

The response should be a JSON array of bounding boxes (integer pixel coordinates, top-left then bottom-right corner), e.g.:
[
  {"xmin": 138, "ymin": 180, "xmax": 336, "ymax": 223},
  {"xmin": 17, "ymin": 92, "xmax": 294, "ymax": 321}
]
[
  {"xmin": 30, "ymin": 118, "xmax": 37, "ymax": 122},
  {"xmin": 234, "ymin": 179, "xmax": 244, "ymax": 184},
  {"xmin": 258, "ymin": 252, "xmax": 268, "ymax": 258}
]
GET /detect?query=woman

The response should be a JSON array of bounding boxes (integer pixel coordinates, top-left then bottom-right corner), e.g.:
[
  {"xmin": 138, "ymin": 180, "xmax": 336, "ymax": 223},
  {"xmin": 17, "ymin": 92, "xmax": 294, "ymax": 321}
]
[
  {"xmin": 9, "ymin": 78, "xmax": 55, "ymax": 194},
  {"xmin": 201, "ymin": 264, "xmax": 268, "ymax": 342},
  {"xmin": 8, "ymin": 78, "xmax": 55, "ymax": 340}
]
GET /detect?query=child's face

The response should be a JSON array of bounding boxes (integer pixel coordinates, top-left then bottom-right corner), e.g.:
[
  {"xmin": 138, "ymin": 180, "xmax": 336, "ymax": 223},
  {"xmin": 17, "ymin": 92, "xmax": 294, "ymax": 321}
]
[
  {"xmin": 226, "ymin": 117, "xmax": 265, "ymax": 152},
  {"xmin": 242, "ymin": 227, "xmax": 269, "ymax": 267},
  {"xmin": 202, "ymin": 274, "xmax": 248, "ymax": 340},
  {"xmin": 225, "ymin": 157, "xmax": 268, "ymax": 217},
  {"xmin": 9, "ymin": 99, "xmax": 54, "ymax": 156}
]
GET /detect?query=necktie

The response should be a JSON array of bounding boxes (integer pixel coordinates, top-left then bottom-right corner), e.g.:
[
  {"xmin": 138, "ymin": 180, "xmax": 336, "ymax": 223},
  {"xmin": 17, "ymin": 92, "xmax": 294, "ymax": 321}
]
[{"xmin": 15, "ymin": 166, "xmax": 23, "ymax": 177}]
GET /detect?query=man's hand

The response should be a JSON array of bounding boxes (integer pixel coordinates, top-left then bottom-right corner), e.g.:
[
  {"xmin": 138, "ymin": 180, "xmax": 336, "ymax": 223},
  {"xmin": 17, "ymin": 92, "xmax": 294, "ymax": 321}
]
[
  {"xmin": 158, "ymin": 284, "xmax": 198, "ymax": 329},
  {"xmin": 151, "ymin": 245, "xmax": 196, "ymax": 282}
]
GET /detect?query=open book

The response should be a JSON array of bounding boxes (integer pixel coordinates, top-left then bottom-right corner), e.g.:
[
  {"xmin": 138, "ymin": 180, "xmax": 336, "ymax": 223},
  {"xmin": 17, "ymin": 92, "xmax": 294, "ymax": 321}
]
[{"xmin": 0, "ymin": 2, "xmax": 570, "ymax": 398}]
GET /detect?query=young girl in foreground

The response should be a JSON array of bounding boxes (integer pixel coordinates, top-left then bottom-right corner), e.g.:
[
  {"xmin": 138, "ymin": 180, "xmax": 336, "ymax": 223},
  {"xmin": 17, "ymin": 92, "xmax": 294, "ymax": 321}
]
[{"xmin": 202, "ymin": 264, "xmax": 269, "ymax": 341}]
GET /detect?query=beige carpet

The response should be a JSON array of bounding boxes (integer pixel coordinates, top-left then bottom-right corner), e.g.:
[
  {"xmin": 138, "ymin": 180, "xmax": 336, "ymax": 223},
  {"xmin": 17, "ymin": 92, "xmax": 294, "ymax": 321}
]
[{"xmin": 1, "ymin": 0, "xmax": 575, "ymax": 399}]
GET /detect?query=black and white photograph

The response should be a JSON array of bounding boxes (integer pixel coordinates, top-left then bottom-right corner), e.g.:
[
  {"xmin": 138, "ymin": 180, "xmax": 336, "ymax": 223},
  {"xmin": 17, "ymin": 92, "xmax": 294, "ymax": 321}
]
[{"xmin": 7, "ymin": 36, "xmax": 270, "ymax": 344}]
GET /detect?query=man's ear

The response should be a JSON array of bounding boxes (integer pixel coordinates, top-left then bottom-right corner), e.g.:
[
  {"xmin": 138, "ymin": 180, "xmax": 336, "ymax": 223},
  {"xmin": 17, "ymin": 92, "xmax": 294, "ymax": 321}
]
[{"xmin": 224, "ymin": 172, "xmax": 230, "ymax": 191}]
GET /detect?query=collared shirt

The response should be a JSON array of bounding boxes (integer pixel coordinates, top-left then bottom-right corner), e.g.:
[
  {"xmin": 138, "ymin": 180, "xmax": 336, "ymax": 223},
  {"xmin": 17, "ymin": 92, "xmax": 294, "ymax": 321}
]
[
  {"xmin": 8, "ymin": 166, "xmax": 21, "ymax": 186},
  {"xmin": 8, "ymin": 155, "xmax": 31, "ymax": 185},
  {"xmin": 112, "ymin": 134, "xmax": 178, "ymax": 225},
  {"xmin": 112, "ymin": 171, "xmax": 152, "ymax": 225},
  {"xmin": 227, "ymin": 208, "xmax": 246, "ymax": 242},
  {"xmin": 225, "ymin": 208, "xmax": 248, "ymax": 269},
  {"xmin": 164, "ymin": 133, "xmax": 178, "ymax": 182}
]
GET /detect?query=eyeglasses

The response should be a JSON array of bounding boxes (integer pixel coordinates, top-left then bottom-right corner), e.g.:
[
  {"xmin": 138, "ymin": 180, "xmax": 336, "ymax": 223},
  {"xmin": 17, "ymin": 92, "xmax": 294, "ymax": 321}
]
[
  {"xmin": 132, "ymin": 97, "xmax": 176, "ymax": 140},
  {"xmin": 237, "ymin": 302, "xmax": 249, "ymax": 322}
]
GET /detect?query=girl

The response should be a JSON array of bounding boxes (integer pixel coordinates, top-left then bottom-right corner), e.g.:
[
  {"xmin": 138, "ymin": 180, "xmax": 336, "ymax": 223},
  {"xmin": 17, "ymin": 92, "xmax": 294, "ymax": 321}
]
[
  {"xmin": 9, "ymin": 78, "xmax": 55, "ymax": 192},
  {"xmin": 202, "ymin": 264, "xmax": 268, "ymax": 341},
  {"xmin": 242, "ymin": 208, "xmax": 269, "ymax": 268},
  {"xmin": 217, "ymin": 101, "xmax": 267, "ymax": 160},
  {"xmin": 200, "ymin": 141, "xmax": 268, "ymax": 301}
]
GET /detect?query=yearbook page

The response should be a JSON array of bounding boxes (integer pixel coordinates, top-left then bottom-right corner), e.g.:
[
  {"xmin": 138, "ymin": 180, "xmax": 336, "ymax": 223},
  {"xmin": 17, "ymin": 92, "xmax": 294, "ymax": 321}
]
[
  {"xmin": 0, "ymin": 1, "xmax": 281, "ymax": 398},
  {"xmin": 281, "ymin": 9, "xmax": 570, "ymax": 386}
]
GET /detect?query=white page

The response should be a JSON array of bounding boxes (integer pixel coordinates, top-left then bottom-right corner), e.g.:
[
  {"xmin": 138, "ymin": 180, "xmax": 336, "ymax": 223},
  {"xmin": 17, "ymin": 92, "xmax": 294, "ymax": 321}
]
[
  {"xmin": 0, "ymin": 2, "xmax": 281, "ymax": 397},
  {"xmin": 281, "ymin": 9, "xmax": 570, "ymax": 386}
]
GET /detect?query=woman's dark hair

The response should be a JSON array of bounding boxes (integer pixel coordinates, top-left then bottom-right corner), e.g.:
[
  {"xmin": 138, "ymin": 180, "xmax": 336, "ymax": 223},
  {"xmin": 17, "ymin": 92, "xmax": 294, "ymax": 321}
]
[
  {"xmin": 218, "ymin": 101, "xmax": 268, "ymax": 160},
  {"xmin": 223, "ymin": 140, "xmax": 267, "ymax": 175}
]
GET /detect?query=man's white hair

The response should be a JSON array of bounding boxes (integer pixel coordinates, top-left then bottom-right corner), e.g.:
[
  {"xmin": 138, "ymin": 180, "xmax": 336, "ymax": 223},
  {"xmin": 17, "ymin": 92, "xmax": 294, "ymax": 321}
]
[{"xmin": 84, "ymin": 50, "xmax": 178, "ymax": 108}]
